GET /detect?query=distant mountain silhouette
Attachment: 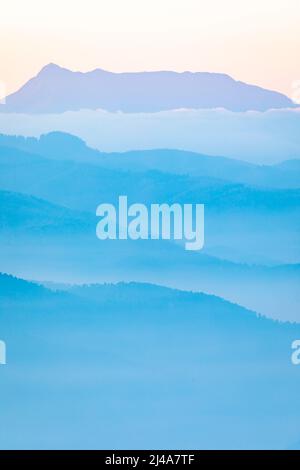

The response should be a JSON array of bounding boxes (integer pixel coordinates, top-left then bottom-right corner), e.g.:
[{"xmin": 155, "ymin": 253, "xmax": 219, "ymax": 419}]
[
  {"xmin": 1, "ymin": 131, "xmax": 300, "ymax": 189},
  {"xmin": 0, "ymin": 63, "xmax": 295, "ymax": 114}
]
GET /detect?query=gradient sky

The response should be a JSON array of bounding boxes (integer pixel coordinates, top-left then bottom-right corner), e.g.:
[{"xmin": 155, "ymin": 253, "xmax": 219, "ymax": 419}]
[{"xmin": 1, "ymin": 0, "xmax": 299, "ymax": 98}]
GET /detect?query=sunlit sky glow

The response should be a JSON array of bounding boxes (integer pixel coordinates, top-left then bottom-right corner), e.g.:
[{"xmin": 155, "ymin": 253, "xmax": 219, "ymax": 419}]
[{"xmin": 1, "ymin": 0, "xmax": 299, "ymax": 97}]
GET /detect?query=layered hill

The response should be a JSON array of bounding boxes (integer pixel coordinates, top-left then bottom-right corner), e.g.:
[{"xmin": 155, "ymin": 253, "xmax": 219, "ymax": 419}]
[
  {"xmin": 0, "ymin": 273, "xmax": 299, "ymax": 449},
  {"xmin": 1, "ymin": 131, "xmax": 300, "ymax": 188}
]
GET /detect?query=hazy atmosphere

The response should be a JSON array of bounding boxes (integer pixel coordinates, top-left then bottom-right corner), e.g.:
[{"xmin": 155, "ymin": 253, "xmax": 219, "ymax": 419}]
[{"xmin": 1, "ymin": 0, "xmax": 300, "ymax": 97}]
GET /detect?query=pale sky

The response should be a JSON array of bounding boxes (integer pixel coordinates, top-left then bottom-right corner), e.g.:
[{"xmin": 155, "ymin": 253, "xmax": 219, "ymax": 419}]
[{"xmin": 0, "ymin": 0, "xmax": 299, "ymax": 98}]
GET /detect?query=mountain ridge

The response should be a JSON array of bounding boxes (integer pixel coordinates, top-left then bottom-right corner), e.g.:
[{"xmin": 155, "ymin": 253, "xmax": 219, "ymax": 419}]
[
  {"xmin": 1, "ymin": 270, "xmax": 299, "ymax": 450},
  {"xmin": 1, "ymin": 189, "xmax": 299, "ymax": 321},
  {"xmin": 1, "ymin": 131, "xmax": 300, "ymax": 189}
]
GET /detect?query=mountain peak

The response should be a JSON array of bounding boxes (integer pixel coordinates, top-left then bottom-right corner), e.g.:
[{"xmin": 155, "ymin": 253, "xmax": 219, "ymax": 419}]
[{"xmin": 38, "ymin": 63, "xmax": 69, "ymax": 76}]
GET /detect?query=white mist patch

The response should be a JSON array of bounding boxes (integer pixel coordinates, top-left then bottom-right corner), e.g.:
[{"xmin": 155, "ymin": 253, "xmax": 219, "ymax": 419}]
[{"xmin": 96, "ymin": 196, "xmax": 204, "ymax": 251}]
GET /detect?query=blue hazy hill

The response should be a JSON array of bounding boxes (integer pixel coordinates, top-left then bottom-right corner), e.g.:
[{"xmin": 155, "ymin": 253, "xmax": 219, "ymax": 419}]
[
  {"xmin": 0, "ymin": 142, "xmax": 299, "ymax": 267},
  {"xmin": 0, "ymin": 134, "xmax": 299, "ymax": 319},
  {"xmin": 0, "ymin": 132, "xmax": 99, "ymax": 163},
  {"xmin": 0, "ymin": 189, "xmax": 299, "ymax": 321},
  {"xmin": 0, "ymin": 273, "xmax": 299, "ymax": 450},
  {"xmin": 1, "ymin": 143, "xmax": 299, "ymax": 213},
  {"xmin": 1, "ymin": 132, "xmax": 300, "ymax": 189},
  {"xmin": 0, "ymin": 63, "xmax": 294, "ymax": 114},
  {"xmin": 0, "ymin": 189, "xmax": 94, "ymax": 234}
]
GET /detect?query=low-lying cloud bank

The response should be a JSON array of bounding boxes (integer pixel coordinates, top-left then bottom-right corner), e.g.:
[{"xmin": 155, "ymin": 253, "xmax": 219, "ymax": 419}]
[{"xmin": 0, "ymin": 107, "xmax": 299, "ymax": 164}]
